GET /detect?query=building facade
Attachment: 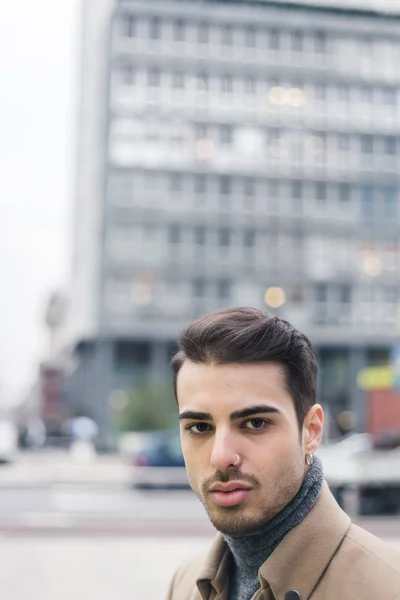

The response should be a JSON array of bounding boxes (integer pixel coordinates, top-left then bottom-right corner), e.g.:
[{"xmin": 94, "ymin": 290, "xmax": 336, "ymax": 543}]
[{"xmin": 67, "ymin": 0, "xmax": 400, "ymax": 445}]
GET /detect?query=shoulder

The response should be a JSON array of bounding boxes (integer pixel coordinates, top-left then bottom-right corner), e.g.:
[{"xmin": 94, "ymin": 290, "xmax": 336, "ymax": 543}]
[
  {"xmin": 316, "ymin": 523, "xmax": 400, "ymax": 599},
  {"xmin": 166, "ymin": 552, "xmax": 207, "ymax": 600},
  {"xmin": 345, "ymin": 523, "xmax": 400, "ymax": 574},
  {"xmin": 326, "ymin": 522, "xmax": 400, "ymax": 597}
]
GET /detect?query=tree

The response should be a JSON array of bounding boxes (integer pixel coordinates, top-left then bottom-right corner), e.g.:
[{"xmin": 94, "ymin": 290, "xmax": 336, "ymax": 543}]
[{"xmin": 119, "ymin": 382, "xmax": 178, "ymax": 432}]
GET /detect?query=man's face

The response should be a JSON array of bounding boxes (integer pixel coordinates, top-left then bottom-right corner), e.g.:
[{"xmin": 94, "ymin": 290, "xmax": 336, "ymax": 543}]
[{"xmin": 177, "ymin": 361, "xmax": 323, "ymax": 535}]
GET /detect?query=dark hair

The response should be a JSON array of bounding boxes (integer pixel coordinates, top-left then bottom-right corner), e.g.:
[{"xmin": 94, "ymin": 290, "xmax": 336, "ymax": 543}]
[{"xmin": 170, "ymin": 307, "xmax": 318, "ymax": 429}]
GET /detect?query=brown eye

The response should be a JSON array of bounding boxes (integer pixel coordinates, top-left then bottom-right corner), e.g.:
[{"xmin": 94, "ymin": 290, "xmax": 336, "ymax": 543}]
[
  {"xmin": 244, "ymin": 418, "xmax": 268, "ymax": 430},
  {"xmin": 187, "ymin": 423, "xmax": 211, "ymax": 434}
]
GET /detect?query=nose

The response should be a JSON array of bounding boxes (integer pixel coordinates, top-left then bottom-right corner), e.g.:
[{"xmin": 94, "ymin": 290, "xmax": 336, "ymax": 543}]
[{"xmin": 210, "ymin": 430, "xmax": 239, "ymax": 472}]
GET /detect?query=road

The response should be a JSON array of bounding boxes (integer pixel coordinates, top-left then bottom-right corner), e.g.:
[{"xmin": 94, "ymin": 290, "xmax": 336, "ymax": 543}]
[
  {"xmin": 0, "ymin": 453, "xmax": 400, "ymax": 599},
  {"xmin": 0, "ymin": 533, "xmax": 212, "ymax": 600},
  {"xmin": 0, "ymin": 484, "xmax": 216, "ymax": 535}
]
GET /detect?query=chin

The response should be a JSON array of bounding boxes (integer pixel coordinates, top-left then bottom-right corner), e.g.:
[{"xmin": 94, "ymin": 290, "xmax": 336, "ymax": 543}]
[{"xmin": 207, "ymin": 507, "xmax": 262, "ymax": 536}]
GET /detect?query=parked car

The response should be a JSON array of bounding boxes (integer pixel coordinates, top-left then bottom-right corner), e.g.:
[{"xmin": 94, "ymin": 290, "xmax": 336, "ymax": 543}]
[
  {"xmin": 131, "ymin": 430, "xmax": 189, "ymax": 489},
  {"xmin": 0, "ymin": 420, "xmax": 18, "ymax": 463}
]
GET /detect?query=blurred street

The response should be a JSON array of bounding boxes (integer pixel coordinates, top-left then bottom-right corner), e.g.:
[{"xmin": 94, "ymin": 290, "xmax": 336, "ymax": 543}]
[
  {"xmin": 0, "ymin": 534, "xmax": 212, "ymax": 600},
  {"xmin": 0, "ymin": 451, "xmax": 400, "ymax": 600},
  {"xmin": 0, "ymin": 450, "xmax": 212, "ymax": 535},
  {"xmin": 1, "ymin": 450, "xmax": 400, "ymax": 537}
]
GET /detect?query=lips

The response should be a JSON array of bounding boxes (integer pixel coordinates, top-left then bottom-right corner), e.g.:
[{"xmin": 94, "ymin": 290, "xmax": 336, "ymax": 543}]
[
  {"xmin": 209, "ymin": 481, "xmax": 252, "ymax": 507},
  {"xmin": 209, "ymin": 481, "xmax": 251, "ymax": 493}
]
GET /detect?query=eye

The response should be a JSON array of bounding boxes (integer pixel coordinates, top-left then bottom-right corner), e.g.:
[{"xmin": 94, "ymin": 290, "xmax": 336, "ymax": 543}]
[
  {"xmin": 186, "ymin": 423, "xmax": 212, "ymax": 435},
  {"xmin": 243, "ymin": 418, "xmax": 269, "ymax": 430}
]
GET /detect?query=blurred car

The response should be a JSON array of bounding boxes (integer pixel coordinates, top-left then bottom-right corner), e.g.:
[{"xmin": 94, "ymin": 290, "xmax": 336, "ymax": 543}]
[
  {"xmin": 0, "ymin": 420, "xmax": 18, "ymax": 463},
  {"xmin": 131, "ymin": 430, "xmax": 190, "ymax": 489}
]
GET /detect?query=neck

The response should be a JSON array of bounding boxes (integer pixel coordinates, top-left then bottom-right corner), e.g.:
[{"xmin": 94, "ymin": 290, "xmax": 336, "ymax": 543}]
[{"xmin": 224, "ymin": 456, "xmax": 324, "ymax": 593}]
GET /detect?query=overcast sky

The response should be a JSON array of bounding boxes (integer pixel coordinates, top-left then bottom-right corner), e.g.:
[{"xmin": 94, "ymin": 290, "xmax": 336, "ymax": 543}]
[{"xmin": 0, "ymin": 0, "xmax": 79, "ymax": 406}]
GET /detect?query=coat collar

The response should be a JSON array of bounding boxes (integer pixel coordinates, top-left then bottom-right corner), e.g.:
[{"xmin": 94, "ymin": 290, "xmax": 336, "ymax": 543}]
[{"xmin": 196, "ymin": 482, "xmax": 351, "ymax": 600}]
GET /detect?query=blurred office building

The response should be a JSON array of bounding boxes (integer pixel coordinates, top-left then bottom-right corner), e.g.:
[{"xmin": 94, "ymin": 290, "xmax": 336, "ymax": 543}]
[{"xmin": 66, "ymin": 0, "xmax": 400, "ymax": 445}]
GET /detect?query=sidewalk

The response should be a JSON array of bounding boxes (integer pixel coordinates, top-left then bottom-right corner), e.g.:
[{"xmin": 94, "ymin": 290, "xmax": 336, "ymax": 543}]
[{"xmin": 0, "ymin": 450, "xmax": 131, "ymax": 488}]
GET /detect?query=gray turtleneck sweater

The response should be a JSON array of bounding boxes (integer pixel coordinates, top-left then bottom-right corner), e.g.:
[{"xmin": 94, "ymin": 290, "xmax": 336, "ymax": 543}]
[{"xmin": 223, "ymin": 456, "xmax": 324, "ymax": 600}]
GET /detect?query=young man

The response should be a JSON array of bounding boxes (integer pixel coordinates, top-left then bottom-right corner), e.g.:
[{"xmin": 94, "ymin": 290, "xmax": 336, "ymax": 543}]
[{"xmin": 167, "ymin": 307, "xmax": 400, "ymax": 600}]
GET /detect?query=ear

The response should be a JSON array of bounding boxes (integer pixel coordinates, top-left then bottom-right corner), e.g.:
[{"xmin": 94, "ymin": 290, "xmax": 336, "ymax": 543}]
[{"xmin": 303, "ymin": 404, "xmax": 324, "ymax": 455}]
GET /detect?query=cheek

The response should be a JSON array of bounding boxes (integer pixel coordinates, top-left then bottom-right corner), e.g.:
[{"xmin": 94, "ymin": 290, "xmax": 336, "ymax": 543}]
[{"xmin": 254, "ymin": 429, "xmax": 302, "ymax": 467}]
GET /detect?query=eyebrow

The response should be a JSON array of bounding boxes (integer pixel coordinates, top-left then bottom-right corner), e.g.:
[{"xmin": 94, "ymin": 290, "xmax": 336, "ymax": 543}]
[{"xmin": 179, "ymin": 404, "xmax": 281, "ymax": 422}]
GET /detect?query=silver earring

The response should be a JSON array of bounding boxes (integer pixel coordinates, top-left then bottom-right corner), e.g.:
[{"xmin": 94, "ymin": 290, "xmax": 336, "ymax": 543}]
[
  {"xmin": 305, "ymin": 453, "xmax": 313, "ymax": 467},
  {"xmin": 233, "ymin": 454, "xmax": 241, "ymax": 466}
]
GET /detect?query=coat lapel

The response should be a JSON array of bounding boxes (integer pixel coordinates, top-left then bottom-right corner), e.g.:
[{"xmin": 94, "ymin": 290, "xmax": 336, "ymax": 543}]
[
  {"xmin": 259, "ymin": 482, "xmax": 351, "ymax": 600},
  {"xmin": 193, "ymin": 483, "xmax": 350, "ymax": 600},
  {"xmin": 195, "ymin": 533, "xmax": 231, "ymax": 599}
]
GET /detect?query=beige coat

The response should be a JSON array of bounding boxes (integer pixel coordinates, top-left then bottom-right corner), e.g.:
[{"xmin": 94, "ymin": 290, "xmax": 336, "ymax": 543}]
[{"xmin": 166, "ymin": 482, "xmax": 400, "ymax": 600}]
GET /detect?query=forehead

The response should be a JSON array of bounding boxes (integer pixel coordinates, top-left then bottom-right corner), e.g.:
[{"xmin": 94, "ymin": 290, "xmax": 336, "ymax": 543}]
[{"xmin": 177, "ymin": 361, "xmax": 295, "ymax": 417}]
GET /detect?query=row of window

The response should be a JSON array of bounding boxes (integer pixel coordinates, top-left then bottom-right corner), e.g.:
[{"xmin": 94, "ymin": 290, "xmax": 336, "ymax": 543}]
[
  {"xmin": 119, "ymin": 15, "xmax": 330, "ymax": 53},
  {"xmin": 111, "ymin": 172, "xmax": 399, "ymax": 217},
  {"xmin": 167, "ymin": 225, "xmax": 265, "ymax": 248},
  {"xmin": 199, "ymin": 127, "xmax": 398, "ymax": 156},
  {"xmin": 112, "ymin": 123, "xmax": 399, "ymax": 157},
  {"xmin": 108, "ymin": 277, "xmax": 399, "ymax": 309},
  {"xmin": 118, "ymin": 66, "xmax": 399, "ymax": 107}
]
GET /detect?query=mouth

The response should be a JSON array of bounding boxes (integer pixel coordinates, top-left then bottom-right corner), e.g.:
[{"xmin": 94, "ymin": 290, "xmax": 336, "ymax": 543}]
[{"xmin": 208, "ymin": 481, "xmax": 252, "ymax": 507}]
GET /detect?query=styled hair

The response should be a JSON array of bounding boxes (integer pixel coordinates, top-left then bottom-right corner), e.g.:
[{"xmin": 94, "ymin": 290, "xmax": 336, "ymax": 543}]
[{"xmin": 170, "ymin": 307, "xmax": 318, "ymax": 428}]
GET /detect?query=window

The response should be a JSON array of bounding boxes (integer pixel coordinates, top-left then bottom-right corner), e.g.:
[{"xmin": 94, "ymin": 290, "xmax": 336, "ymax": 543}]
[
  {"xmin": 338, "ymin": 134, "xmax": 350, "ymax": 152},
  {"xmin": 315, "ymin": 31, "xmax": 327, "ymax": 53},
  {"xmin": 315, "ymin": 83, "xmax": 327, "ymax": 101},
  {"xmin": 360, "ymin": 135, "xmax": 374, "ymax": 154},
  {"xmin": 383, "ymin": 286, "xmax": 398, "ymax": 304},
  {"xmin": 361, "ymin": 185, "xmax": 374, "ymax": 219},
  {"xmin": 218, "ymin": 227, "xmax": 231, "ymax": 246},
  {"xmin": 122, "ymin": 15, "xmax": 136, "ymax": 38},
  {"xmin": 315, "ymin": 182, "xmax": 327, "ymax": 201},
  {"xmin": 244, "ymin": 178, "xmax": 255, "ymax": 196},
  {"xmin": 193, "ymin": 277, "xmax": 206, "ymax": 297},
  {"xmin": 383, "ymin": 136, "xmax": 397, "ymax": 156},
  {"xmin": 314, "ymin": 283, "xmax": 328, "ymax": 303},
  {"xmin": 382, "ymin": 86, "xmax": 397, "ymax": 106},
  {"xmin": 291, "ymin": 30, "xmax": 303, "ymax": 52},
  {"xmin": 169, "ymin": 224, "xmax": 181, "ymax": 244},
  {"xmin": 221, "ymin": 75, "xmax": 233, "ymax": 93},
  {"xmin": 195, "ymin": 174, "xmax": 207, "ymax": 194},
  {"xmin": 173, "ymin": 19, "xmax": 185, "ymax": 41},
  {"xmin": 115, "ymin": 341, "xmax": 151, "ymax": 370},
  {"xmin": 194, "ymin": 225, "xmax": 206, "ymax": 245},
  {"xmin": 220, "ymin": 125, "xmax": 233, "ymax": 145},
  {"xmin": 121, "ymin": 64, "xmax": 135, "ymax": 85},
  {"xmin": 269, "ymin": 29, "xmax": 280, "ymax": 50},
  {"xmin": 198, "ymin": 22, "xmax": 209, "ymax": 44},
  {"xmin": 268, "ymin": 180, "xmax": 279, "ymax": 198},
  {"xmin": 197, "ymin": 73, "xmax": 209, "ymax": 91},
  {"xmin": 245, "ymin": 26, "xmax": 256, "ymax": 48},
  {"xmin": 267, "ymin": 128, "xmax": 282, "ymax": 157},
  {"xmin": 360, "ymin": 85, "xmax": 373, "ymax": 104},
  {"xmin": 149, "ymin": 17, "xmax": 161, "ymax": 39},
  {"xmin": 221, "ymin": 24, "xmax": 233, "ymax": 45},
  {"xmin": 245, "ymin": 77, "xmax": 257, "ymax": 94},
  {"xmin": 217, "ymin": 279, "xmax": 231, "ymax": 300},
  {"xmin": 148, "ymin": 69, "xmax": 161, "ymax": 87},
  {"xmin": 195, "ymin": 123, "xmax": 208, "ymax": 140},
  {"xmin": 292, "ymin": 180, "xmax": 303, "ymax": 199},
  {"xmin": 338, "ymin": 284, "xmax": 351, "ymax": 304},
  {"xmin": 338, "ymin": 183, "xmax": 351, "ymax": 202},
  {"xmin": 383, "ymin": 187, "xmax": 398, "ymax": 219},
  {"xmin": 170, "ymin": 173, "xmax": 182, "ymax": 192},
  {"xmin": 337, "ymin": 85, "xmax": 349, "ymax": 102},
  {"xmin": 173, "ymin": 72, "xmax": 185, "ymax": 89},
  {"xmin": 312, "ymin": 132, "xmax": 326, "ymax": 156},
  {"xmin": 244, "ymin": 228, "xmax": 255, "ymax": 247},
  {"xmin": 291, "ymin": 285, "xmax": 304, "ymax": 305},
  {"xmin": 219, "ymin": 175, "xmax": 231, "ymax": 195}
]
